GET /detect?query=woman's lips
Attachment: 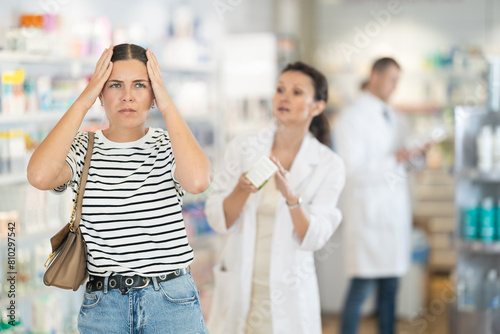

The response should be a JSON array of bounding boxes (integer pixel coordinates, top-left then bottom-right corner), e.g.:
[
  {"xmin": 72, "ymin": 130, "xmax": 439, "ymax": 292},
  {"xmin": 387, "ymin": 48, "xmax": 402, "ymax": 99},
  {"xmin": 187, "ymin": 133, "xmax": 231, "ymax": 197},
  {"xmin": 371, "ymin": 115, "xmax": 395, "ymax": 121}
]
[
  {"xmin": 277, "ymin": 107, "xmax": 290, "ymax": 112},
  {"xmin": 119, "ymin": 108, "xmax": 136, "ymax": 114}
]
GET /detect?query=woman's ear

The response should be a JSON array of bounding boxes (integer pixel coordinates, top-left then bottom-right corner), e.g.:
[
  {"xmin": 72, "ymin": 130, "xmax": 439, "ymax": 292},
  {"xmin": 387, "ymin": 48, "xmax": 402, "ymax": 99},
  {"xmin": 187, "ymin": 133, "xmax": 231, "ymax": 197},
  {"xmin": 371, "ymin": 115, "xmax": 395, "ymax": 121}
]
[{"xmin": 311, "ymin": 100, "xmax": 326, "ymax": 117}]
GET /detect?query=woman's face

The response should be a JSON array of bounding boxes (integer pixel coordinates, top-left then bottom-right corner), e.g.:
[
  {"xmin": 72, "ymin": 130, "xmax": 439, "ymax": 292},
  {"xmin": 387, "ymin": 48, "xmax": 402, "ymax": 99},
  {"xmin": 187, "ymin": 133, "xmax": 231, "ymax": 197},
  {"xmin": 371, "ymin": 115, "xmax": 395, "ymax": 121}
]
[
  {"xmin": 272, "ymin": 70, "xmax": 323, "ymax": 126},
  {"xmin": 100, "ymin": 59, "xmax": 154, "ymax": 130}
]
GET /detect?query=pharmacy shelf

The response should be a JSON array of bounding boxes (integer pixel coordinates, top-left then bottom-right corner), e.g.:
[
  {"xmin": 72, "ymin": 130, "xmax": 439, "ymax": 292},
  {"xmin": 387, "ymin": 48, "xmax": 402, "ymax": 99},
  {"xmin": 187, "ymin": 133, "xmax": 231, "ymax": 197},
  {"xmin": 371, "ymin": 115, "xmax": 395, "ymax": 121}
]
[
  {"xmin": 452, "ymin": 308, "xmax": 500, "ymax": 333},
  {"xmin": 456, "ymin": 168, "xmax": 500, "ymax": 183},
  {"xmin": 0, "ymin": 52, "xmax": 98, "ymax": 65},
  {"xmin": 457, "ymin": 240, "xmax": 500, "ymax": 254},
  {"xmin": 0, "ymin": 51, "xmax": 215, "ymax": 74},
  {"xmin": 0, "ymin": 112, "xmax": 64, "ymax": 125},
  {"xmin": 0, "ymin": 284, "xmax": 84, "ymax": 310},
  {"xmin": 328, "ymin": 69, "xmax": 483, "ymax": 80},
  {"xmin": 161, "ymin": 63, "xmax": 216, "ymax": 74},
  {"xmin": 0, "ymin": 110, "xmax": 106, "ymax": 126},
  {"xmin": 0, "ymin": 173, "xmax": 27, "ymax": 186}
]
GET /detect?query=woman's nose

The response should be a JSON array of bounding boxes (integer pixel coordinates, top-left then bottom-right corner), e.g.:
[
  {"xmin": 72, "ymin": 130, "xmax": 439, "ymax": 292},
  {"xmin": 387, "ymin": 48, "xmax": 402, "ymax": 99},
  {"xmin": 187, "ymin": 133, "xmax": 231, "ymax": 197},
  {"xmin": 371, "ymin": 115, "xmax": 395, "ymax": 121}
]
[
  {"xmin": 122, "ymin": 88, "xmax": 134, "ymax": 102},
  {"xmin": 279, "ymin": 92, "xmax": 289, "ymax": 102}
]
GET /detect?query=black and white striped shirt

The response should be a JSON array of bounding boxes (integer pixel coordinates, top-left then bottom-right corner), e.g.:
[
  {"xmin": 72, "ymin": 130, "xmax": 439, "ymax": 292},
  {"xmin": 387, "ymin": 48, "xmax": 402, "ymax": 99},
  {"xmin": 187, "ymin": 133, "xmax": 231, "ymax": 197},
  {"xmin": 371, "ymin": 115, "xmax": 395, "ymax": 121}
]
[{"xmin": 53, "ymin": 128, "xmax": 193, "ymax": 277}]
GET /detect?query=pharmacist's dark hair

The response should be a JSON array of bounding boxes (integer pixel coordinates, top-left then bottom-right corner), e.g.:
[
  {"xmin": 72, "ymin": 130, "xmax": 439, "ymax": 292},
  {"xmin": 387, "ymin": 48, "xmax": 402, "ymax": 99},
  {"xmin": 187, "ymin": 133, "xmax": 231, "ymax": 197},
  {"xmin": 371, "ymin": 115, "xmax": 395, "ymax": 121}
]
[
  {"xmin": 111, "ymin": 43, "xmax": 147, "ymax": 66},
  {"xmin": 281, "ymin": 61, "xmax": 331, "ymax": 147},
  {"xmin": 372, "ymin": 57, "xmax": 400, "ymax": 74}
]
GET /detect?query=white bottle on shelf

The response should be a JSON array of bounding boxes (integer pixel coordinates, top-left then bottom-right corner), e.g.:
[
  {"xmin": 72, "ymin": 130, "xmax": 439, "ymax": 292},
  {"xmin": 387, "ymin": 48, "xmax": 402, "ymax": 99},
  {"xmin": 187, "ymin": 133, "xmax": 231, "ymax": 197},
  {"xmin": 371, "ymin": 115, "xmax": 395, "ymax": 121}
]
[
  {"xmin": 457, "ymin": 268, "xmax": 480, "ymax": 311},
  {"xmin": 477, "ymin": 125, "xmax": 493, "ymax": 173},
  {"xmin": 494, "ymin": 126, "xmax": 500, "ymax": 171},
  {"xmin": 483, "ymin": 269, "xmax": 500, "ymax": 310}
]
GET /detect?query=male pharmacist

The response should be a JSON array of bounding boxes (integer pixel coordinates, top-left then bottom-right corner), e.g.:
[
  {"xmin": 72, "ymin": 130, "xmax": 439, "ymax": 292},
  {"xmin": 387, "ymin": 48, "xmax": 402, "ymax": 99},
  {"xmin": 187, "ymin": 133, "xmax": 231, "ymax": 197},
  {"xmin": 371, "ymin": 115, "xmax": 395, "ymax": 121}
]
[{"xmin": 334, "ymin": 57, "xmax": 427, "ymax": 334}]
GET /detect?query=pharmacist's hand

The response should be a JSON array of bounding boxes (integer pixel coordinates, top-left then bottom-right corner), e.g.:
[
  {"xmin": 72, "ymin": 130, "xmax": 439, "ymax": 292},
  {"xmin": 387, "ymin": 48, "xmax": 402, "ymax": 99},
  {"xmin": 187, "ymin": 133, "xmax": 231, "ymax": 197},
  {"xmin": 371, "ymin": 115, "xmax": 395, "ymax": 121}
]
[
  {"xmin": 238, "ymin": 173, "xmax": 259, "ymax": 193},
  {"xmin": 411, "ymin": 142, "xmax": 433, "ymax": 157},
  {"xmin": 271, "ymin": 156, "xmax": 297, "ymax": 204},
  {"xmin": 396, "ymin": 148, "xmax": 411, "ymax": 163},
  {"xmin": 146, "ymin": 47, "xmax": 170, "ymax": 113},
  {"xmin": 79, "ymin": 46, "xmax": 114, "ymax": 110}
]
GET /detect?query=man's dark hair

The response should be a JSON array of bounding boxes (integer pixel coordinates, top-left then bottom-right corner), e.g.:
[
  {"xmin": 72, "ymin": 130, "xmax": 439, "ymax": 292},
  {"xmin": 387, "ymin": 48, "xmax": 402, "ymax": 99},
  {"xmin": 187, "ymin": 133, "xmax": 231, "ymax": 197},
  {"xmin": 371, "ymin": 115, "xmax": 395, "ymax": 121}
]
[{"xmin": 372, "ymin": 57, "xmax": 400, "ymax": 73}]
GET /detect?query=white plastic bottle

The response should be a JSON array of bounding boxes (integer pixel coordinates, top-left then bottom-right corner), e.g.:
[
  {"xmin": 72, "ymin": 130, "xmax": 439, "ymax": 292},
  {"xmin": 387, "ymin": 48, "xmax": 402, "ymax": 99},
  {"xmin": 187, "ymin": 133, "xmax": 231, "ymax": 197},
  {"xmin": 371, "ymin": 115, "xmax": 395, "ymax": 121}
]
[
  {"xmin": 477, "ymin": 125, "xmax": 493, "ymax": 172},
  {"xmin": 494, "ymin": 126, "xmax": 500, "ymax": 171},
  {"xmin": 458, "ymin": 268, "xmax": 480, "ymax": 311},
  {"xmin": 483, "ymin": 269, "xmax": 500, "ymax": 310}
]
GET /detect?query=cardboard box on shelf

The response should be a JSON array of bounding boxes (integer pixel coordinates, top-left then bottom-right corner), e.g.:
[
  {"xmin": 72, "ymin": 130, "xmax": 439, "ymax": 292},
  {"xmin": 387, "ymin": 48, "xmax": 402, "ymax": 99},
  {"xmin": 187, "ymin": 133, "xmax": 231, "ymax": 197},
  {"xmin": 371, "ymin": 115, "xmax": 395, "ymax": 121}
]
[
  {"xmin": 415, "ymin": 185, "xmax": 454, "ymax": 201},
  {"xmin": 429, "ymin": 249, "xmax": 456, "ymax": 271},
  {"xmin": 413, "ymin": 202, "xmax": 455, "ymax": 218},
  {"xmin": 428, "ymin": 217, "xmax": 455, "ymax": 233},
  {"xmin": 429, "ymin": 232, "xmax": 453, "ymax": 249}
]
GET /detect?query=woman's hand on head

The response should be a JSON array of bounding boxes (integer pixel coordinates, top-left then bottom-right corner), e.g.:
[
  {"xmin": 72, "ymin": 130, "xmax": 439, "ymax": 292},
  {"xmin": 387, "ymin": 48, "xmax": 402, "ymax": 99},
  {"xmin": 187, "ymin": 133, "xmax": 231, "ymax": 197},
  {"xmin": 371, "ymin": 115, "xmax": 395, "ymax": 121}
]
[
  {"xmin": 146, "ymin": 47, "xmax": 170, "ymax": 112},
  {"xmin": 79, "ymin": 46, "xmax": 114, "ymax": 110}
]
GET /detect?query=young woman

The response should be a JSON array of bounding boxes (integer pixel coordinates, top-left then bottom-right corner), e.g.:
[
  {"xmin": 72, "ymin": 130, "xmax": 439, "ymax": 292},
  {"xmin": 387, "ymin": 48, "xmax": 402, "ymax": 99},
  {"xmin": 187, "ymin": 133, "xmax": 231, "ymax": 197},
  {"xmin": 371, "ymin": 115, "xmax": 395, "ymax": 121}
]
[
  {"xmin": 27, "ymin": 44, "xmax": 212, "ymax": 333},
  {"xmin": 205, "ymin": 62, "xmax": 346, "ymax": 334}
]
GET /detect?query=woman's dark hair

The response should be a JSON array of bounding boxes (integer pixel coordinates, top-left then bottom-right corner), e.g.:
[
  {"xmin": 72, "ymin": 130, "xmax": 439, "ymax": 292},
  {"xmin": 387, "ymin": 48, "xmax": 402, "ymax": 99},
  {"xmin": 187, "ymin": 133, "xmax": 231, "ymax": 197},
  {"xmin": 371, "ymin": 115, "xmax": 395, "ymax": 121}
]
[
  {"xmin": 281, "ymin": 61, "xmax": 331, "ymax": 147},
  {"xmin": 110, "ymin": 43, "xmax": 147, "ymax": 65}
]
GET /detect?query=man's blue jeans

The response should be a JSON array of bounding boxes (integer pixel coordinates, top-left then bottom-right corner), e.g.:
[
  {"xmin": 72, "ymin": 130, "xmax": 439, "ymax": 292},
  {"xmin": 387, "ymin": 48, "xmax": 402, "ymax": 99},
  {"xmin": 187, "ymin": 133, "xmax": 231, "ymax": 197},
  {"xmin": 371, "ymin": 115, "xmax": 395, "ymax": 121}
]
[{"xmin": 340, "ymin": 277, "xmax": 399, "ymax": 334}]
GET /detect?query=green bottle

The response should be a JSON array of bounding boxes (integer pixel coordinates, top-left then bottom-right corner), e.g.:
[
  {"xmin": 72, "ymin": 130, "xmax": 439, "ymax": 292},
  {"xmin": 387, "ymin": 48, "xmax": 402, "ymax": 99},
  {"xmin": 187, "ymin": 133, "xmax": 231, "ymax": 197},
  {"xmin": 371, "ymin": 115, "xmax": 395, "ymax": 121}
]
[
  {"xmin": 496, "ymin": 199, "xmax": 500, "ymax": 241},
  {"xmin": 463, "ymin": 200, "xmax": 479, "ymax": 241},
  {"xmin": 479, "ymin": 197, "xmax": 495, "ymax": 243}
]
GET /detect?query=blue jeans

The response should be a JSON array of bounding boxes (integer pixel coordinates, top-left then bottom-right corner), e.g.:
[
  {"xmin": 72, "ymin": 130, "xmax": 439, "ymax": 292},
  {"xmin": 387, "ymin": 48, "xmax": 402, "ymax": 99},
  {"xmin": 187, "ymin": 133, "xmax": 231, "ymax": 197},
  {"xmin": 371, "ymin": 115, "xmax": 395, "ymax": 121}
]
[
  {"xmin": 78, "ymin": 273, "xmax": 209, "ymax": 334},
  {"xmin": 340, "ymin": 277, "xmax": 399, "ymax": 334}
]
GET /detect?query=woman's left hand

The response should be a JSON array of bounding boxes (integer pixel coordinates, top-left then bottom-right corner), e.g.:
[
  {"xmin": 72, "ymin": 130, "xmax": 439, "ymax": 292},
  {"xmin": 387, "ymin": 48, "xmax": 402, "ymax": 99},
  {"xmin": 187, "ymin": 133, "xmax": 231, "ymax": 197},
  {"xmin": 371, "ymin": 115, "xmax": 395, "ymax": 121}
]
[
  {"xmin": 146, "ymin": 47, "xmax": 171, "ymax": 113},
  {"xmin": 271, "ymin": 156, "xmax": 299, "ymax": 205}
]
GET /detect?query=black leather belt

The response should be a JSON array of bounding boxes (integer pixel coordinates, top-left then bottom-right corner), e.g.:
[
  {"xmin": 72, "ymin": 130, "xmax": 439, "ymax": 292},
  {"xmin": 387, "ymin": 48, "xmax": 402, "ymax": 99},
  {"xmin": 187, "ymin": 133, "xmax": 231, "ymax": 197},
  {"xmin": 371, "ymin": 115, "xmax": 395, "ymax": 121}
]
[{"xmin": 86, "ymin": 268, "xmax": 189, "ymax": 295}]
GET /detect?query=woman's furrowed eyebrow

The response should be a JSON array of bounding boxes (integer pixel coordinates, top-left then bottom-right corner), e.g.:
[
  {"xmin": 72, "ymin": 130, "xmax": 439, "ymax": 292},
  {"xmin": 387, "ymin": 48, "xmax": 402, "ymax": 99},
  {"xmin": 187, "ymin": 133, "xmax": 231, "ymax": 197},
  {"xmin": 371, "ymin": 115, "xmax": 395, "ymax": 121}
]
[{"xmin": 107, "ymin": 79, "xmax": 149, "ymax": 83}]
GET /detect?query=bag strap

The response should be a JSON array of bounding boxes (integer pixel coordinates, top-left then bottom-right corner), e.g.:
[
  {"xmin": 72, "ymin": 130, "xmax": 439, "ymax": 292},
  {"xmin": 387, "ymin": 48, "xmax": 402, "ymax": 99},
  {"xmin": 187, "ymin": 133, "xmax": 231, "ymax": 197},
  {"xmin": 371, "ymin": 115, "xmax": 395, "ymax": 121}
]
[{"xmin": 70, "ymin": 131, "xmax": 95, "ymax": 232}]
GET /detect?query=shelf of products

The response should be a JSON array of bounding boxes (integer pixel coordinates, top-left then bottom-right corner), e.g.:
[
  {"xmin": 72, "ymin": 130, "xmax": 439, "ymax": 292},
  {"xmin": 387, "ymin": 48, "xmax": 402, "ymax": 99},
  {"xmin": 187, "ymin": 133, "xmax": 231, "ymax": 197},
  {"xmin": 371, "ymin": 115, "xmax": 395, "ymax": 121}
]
[
  {"xmin": 457, "ymin": 240, "xmax": 500, "ymax": 254},
  {"xmin": 0, "ymin": 110, "xmax": 106, "ymax": 126},
  {"xmin": 0, "ymin": 174, "xmax": 27, "ymax": 187},
  {"xmin": 0, "ymin": 52, "xmax": 99, "ymax": 65},
  {"xmin": 457, "ymin": 168, "xmax": 500, "ymax": 182},
  {"xmin": 0, "ymin": 183, "xmax": 80, "ymax": 333},
  {"xmin": 0, "ymin": 4, "xmax": 227, "ymax": 330},
  {"xmin": 453, "ymin": 105, "xmax": 500, "ymax": 334}
]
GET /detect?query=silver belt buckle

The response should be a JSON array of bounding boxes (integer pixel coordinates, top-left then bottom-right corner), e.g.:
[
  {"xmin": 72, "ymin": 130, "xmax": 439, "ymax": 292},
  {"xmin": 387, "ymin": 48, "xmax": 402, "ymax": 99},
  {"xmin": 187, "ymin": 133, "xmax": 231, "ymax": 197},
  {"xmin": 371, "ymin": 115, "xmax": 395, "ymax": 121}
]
[{"xmin": 133, "ymin": 277, "xmax": 150, "ymax": 289}]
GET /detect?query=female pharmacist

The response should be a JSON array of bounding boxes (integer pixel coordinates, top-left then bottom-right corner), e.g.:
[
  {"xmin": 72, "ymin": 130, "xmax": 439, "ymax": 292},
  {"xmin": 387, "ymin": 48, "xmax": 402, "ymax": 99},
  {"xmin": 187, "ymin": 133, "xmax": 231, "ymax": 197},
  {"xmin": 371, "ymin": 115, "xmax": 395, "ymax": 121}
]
[
  {"xmin": 204, "ymin": 61, "xmax": 346, "ymax": 334},
  {"xmin": 27, "ymin": 44, "xmax": 212, "ymax": 333}
]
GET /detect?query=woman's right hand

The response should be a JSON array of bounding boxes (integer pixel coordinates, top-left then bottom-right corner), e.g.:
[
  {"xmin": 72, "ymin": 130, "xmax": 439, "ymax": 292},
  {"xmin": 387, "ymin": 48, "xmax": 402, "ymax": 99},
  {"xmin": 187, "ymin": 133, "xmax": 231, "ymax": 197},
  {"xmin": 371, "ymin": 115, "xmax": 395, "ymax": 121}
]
[
  {"xmin": 237, "ymin": 173, "xmax": 259, "ymax": 193},
  {"xmin": 222, "ymin": 173, "xmax": 258, "ymax": 229},
  {"xmin": 78, "ymin": 46, "xmax": 114, "ymax": 110}
]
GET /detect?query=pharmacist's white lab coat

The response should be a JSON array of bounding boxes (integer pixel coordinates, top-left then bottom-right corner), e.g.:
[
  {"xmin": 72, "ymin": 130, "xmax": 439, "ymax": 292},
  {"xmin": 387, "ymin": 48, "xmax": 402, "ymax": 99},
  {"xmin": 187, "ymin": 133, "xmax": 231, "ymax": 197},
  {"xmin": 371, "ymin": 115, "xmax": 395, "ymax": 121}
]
[
  {"xmin": 334, "ymin": 92, "xmax": 412, "ymax": 278},
  {"xmin": 204, "ymin": 129, "xmax": 345, "ymax": 334}
]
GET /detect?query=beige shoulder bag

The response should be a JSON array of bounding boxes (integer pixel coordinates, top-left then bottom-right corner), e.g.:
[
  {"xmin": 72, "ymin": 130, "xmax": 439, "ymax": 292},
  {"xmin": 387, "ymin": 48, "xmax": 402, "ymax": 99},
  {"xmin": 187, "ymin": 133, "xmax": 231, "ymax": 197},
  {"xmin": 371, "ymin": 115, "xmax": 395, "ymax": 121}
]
[{"xmin": 43, "ymin": 131, "xmax": 94, "ymax": 291}]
